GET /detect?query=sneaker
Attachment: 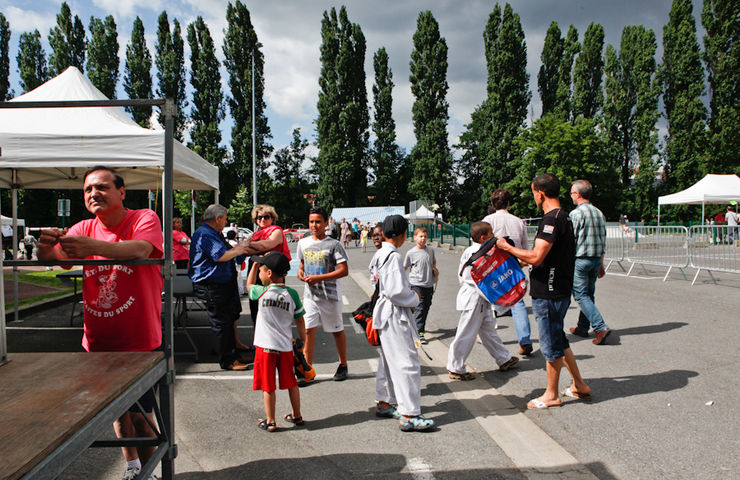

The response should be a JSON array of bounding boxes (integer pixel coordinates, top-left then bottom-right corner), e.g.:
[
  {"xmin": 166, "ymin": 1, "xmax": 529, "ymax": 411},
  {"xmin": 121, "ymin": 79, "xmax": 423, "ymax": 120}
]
[
  {"xmin": 122, "ymin": 467, "xmax": 140, "ymax": 480},
  {"xmin": 297, "ymin": 377, "xmax": 315, "ymax": 388},
  {"xmin": 399, "ymin": 415, "xmax": 435, "ymax": 432},
  {"xmin": 518, "ymin": 344, "xmax": 533, "ymax": 356},
  {"xmin": 375, "ymin": 405, "xmax": 400, "ymax": 418},
  {"xmin": 333, "ymin": 363, "xmax": 348, "ymax": 381},
  {"xmin": 499, "ymin": 356, "xmax": 519, "ymax": 371},
  {"xmin": 418, "ymin": 332, "xmax": 428, "ymax": 345}
]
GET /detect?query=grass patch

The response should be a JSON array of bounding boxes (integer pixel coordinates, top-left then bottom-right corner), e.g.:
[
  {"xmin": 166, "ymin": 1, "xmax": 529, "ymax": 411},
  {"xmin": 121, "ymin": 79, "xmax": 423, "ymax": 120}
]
[
  {"xmin": 4, "ymin": 269, "xmax": 81, "ymax": 289},
  {"xmin": 8, "ymin": 290, "xmax": 74, "ymax": 309}
]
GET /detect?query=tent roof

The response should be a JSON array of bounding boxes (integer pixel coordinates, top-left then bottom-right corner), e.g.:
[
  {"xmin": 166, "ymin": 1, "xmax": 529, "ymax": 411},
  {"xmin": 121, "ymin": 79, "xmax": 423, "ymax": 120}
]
[
  {"xmin": 0, "ymin": 67, "xmax": 218, "ymax": 191},
  {"xmin": 330, "ymin": 206, "xmax": 405, "ymax": 225},
  {"xmin": 1, "ymin": 215, "xmax": 24, "ymax": 227},
  {"xmin": 407, "ymin": 205, "xmax": 436, "ymax": 219},
  {"xmin": 658, "ymin": 174, "xmax": 740, "ymax": 205}
]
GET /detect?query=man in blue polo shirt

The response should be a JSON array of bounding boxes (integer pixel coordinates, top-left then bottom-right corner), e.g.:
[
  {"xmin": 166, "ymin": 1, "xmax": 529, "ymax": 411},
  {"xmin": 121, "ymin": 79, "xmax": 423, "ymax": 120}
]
[{"xmin": 189, "ymin": 204, "xmax": 250, "ymax": 370}]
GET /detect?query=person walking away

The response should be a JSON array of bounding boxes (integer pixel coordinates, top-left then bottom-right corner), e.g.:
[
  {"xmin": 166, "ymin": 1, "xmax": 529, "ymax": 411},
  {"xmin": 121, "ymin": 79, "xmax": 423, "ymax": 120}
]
[
  {"xmin": 446, "ymin": 222, "xmax": 518, "ymax": 380},
  {"xmin": 37, "ymin": 166, "xmax": 163, "ymax": 480},
  {"xmin": 495, "ymin": 173, "xmax": 591, "ymax": 409},
  {"xmin": 568, "ymin": 180, "xmax": 611, "ymax": 344},
  {"xmin": 403, "ymin": 227, "xmax": 438, "ymax": 344},
  {"xmin": 247, "ymin": 252, "xmax": 307, "ymax": 432},
  {"xmin": 189, "ymin": 204, "xmax": 250, "ymax": 371},
  {"xmin": 22, "ymin": 229, "xmax": 37, "ymax": 260},
  {"xmin": 482, "ymin": 189, "xmax": 534, "ymax": 355},
  {"xmin": 725, "ymin": 206, "xmax": 739, "ymax": 244},
  {"xmin": 296, "ymin": 207, "xmax": 350, "ymax": 384},
  {"xmin": 372, "ymin": 215, "xmax": 435, "ymax": 431}
]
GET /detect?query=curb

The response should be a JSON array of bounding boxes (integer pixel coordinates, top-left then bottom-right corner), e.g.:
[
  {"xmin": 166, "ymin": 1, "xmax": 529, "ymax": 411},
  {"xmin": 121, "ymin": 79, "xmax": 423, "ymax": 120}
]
[{"xmin": 5, "ymin": 293, "xmax": 77, "ymax": 322}]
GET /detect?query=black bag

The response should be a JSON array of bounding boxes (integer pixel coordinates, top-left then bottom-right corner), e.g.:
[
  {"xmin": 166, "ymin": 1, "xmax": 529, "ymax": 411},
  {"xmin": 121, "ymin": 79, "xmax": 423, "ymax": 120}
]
[{"xmin": 352, "ymin": 253, "xmax": 393, "ymax": 346}]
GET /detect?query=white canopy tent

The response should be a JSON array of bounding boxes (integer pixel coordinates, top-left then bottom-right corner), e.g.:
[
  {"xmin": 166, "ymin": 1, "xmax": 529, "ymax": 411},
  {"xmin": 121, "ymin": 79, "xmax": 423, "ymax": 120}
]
[
  {"xmin": 404, "ymin": 205, "xmax": 439, "ymax": 223},
  {"xmin": 657, "ymin": 174, "xmax": 740, "ymax": 224},
  {"xmin": 0, "ymin": 67, "xmax": 218, "ymax": 191}
]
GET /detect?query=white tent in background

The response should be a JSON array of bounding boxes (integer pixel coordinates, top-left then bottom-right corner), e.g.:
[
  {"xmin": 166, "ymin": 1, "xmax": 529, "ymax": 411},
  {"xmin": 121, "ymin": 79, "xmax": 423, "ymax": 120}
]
[
  {"xmin": 1, "ymin": 215, "xmax": 24, "ymax": 227},
  {"xmin": 0, "ymin": 66, "xmax": 218, "ymax": 191},
  {"xmin": 404, "ymin": 205, "xmax": 438, "ymax": 223},
  {"xmin": 657, "ymin": 174, "xmax": 740, "ymax": 224}
]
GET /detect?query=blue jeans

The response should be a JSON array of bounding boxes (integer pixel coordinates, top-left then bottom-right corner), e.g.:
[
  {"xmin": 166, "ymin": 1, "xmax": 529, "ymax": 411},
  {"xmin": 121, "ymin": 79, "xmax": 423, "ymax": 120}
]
[
  {"xmin": 573, "ymin": 257, "xmax": 608, "ymax": 333},
  {"xmin": 510, "ymin": 298, "xmax": 532, "ymax": 346},
  {"xmin": 531, "ymin": 297, "xmax": 570, "ymax": 362},
  {"xmin": 410, "ymin": 285, "xmax": 434, "ymax": 333}
]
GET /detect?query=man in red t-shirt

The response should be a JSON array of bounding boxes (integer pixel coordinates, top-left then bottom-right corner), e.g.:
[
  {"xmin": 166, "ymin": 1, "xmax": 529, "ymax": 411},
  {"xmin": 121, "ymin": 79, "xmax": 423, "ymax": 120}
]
[{"xmin": 37, "ymin": 166, "xmax": 163, "ymax": 480}]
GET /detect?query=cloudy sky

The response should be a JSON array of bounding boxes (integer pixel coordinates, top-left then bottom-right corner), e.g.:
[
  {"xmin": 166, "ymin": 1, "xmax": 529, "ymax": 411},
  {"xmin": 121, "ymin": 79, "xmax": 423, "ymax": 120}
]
[{"xmin": 0, "ymin": 0, "xmax": 706, "ymax": 158}]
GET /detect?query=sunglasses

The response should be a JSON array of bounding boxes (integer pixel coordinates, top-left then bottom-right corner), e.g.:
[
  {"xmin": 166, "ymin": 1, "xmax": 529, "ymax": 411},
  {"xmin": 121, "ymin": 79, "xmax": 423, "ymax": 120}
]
[{"xmin": 256, "ymin": 214, "xmax": 272, "ymax": 220}]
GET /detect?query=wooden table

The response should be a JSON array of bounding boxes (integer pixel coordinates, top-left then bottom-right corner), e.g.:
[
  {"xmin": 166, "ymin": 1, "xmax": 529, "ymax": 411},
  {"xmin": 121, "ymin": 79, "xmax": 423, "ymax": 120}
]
[{"xmin": 0, "ymin": 351, "xmax": 166, "ymax": 480}]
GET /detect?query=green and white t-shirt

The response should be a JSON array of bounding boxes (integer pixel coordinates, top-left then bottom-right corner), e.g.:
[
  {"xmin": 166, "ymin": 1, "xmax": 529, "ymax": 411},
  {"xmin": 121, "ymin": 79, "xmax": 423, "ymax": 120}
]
[{"xmin": 248, "ymin": 283, "xmax": 305, "ymax": 352}]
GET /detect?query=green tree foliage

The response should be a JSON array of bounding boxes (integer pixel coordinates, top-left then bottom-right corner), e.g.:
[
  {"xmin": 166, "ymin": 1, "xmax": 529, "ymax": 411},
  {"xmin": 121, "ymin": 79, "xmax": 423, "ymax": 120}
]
[
  {"xmin": 263, "ymin": 128, "xmax": 312, "ymax": 226},
  {"xmin": 155, "ymin": 12, "xmax": 187, "ymax": 139},
  {"xmin": 187, "ymin": 17, "xmax": 226, "ymax": 167},
  {"xmin": 554, "ymin": 25, "xmax": 580, "ymax": 120},
  {"xmin": 702, "ymin": 0, "xmax": 739, "ymax": 175},
  {"xmin": 371, "ymin": 47, "xmax": 403, "ymax": 204},
  {"xmin": 456, "ymin": 3, "xmax": 530, "ymax": 220},
  {"xmin": 315, "ymin": 6, "xmax": 369, "ymax": 209},
  {"xmin": 87, "ymin": 15, "xmax": 119, "ymax": 99},
  {"xmin": 507, "ymin": 115, "xmax": 620, "ymax": 219},
  {"xmin": 538, "ymin": 22, "xmax": 563, "ymax": 116},
  {"xmin": 223, "ymin": 1, "xmax": 273, "ymax": 207},
  {"xmin": 17, "ymin": 30, "xmax": 48, "ymax": 93},
  {"xmin": 48, "ymin": 2, "xmax": 86, "ymax": 75},
  {"xmin": 603, "ymin": 26, "xmax": 661, "ymax": 220},
  {"xmin": 123, "ymin": 17, "xmax": 152, "ymax": 126},
  {"xmin": 572, "ymin": 23, "xmax": 605, "ymax": 119},
  {"xmin": 661, "ymin": 0, "xmax": 707, "ymax": 193},
  {"xmin": 409, "ymin": 10, "xmax": 452, "ymax": 206},
  {"xmin": 0, "ymin": 13, "xmax": 12, "ymax": 100}
]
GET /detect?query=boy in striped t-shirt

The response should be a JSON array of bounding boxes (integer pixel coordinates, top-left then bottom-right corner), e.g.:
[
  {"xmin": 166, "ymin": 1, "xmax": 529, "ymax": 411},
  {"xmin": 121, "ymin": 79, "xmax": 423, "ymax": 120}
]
[{"xmin": 247, "ymin": 251, "xmax": 307, "ymax": 432}]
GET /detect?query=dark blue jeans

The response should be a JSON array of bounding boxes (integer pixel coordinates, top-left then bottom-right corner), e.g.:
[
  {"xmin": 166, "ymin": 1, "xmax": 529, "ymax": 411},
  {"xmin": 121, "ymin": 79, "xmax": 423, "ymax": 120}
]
[
  {"xmin": 411, "ymin": 285, "xmax": 434, "ymax": 333},
  {"xmin": 193, "ymin": 277, "xmax": 241, "ymax": 368}
]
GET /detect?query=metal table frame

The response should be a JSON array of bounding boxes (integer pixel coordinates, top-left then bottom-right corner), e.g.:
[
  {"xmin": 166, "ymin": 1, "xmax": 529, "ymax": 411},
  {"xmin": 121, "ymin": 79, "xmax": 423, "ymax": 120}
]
[{"xmin": 0, "ymin": 97, "xmax": 180, "ymax": 480}]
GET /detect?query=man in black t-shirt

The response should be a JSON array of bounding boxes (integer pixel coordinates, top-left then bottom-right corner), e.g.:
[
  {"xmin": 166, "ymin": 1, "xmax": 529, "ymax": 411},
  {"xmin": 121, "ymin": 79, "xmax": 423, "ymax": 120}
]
[{"xmin": 496, "ymin": 173, "xmax": 591, "ymax": 409}]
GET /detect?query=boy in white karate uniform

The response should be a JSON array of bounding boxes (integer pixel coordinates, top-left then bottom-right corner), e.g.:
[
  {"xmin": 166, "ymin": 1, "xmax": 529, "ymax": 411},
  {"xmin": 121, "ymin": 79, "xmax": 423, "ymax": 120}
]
[
  {"xmin": 447, "ymin": 222, "xmax": 518, "ymax": 380},
  {"xmin": 372, "ymin": 215, "xmax": 436, "ymax": 431}
]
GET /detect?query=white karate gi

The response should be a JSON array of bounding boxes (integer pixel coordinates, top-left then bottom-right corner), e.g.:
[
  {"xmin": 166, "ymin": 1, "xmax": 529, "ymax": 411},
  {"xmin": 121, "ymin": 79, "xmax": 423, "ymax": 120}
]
[
  {"xmin": 446, "ymin": 242, "xmax": 513, "ymax": 374},
  {"xmin": 371, "ymin": 242, "xmax": 422, "ymax": 417}
]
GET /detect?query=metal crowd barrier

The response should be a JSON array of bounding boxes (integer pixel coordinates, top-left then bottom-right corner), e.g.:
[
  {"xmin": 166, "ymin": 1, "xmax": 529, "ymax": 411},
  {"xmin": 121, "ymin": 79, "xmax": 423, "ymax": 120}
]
[
  {"xmin": 603, "ymin": 226, "xmax": 627, "ymax": 271},
  {"xmin": 688, "ymin": 225, "xmax": 739, "ymax": 284},
  {"xmin": 624, "ymin": 226, "xmax": 690, "ymax": 281}
]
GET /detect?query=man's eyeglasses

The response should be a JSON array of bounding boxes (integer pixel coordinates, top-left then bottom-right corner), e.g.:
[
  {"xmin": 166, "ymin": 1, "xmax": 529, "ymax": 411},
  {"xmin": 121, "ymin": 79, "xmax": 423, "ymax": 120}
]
[{"xmin": 256, "ymin": 214, "xmax": 272, "ymax": 220}]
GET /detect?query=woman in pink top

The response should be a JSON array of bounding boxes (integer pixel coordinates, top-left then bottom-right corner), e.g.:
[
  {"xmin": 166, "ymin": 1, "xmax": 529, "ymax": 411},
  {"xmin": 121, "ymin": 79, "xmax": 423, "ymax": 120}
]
[{"xmin": 172, "ymin": 217, "xmax": 190, "ymax": 269}]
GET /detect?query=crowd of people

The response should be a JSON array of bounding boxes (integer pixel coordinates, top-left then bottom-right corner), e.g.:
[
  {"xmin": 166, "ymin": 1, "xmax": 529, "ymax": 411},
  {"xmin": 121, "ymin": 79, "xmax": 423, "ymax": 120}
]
[{"xmin": 31, "ymin": 164, "xmax": 740, "ymax": 478}]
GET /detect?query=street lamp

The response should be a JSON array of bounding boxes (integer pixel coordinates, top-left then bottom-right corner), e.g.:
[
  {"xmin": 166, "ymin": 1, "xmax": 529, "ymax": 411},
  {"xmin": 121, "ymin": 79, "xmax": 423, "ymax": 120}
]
[{"xmin": 252, "ymin": 42, "xmax": 263, "ymax": 230}]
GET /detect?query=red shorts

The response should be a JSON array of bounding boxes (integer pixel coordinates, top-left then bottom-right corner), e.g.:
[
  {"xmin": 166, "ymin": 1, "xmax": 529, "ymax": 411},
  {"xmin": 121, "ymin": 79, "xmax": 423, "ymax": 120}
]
[{"xmin": 252, "ymin": 347, "xmax": 297, "ymax": 393}]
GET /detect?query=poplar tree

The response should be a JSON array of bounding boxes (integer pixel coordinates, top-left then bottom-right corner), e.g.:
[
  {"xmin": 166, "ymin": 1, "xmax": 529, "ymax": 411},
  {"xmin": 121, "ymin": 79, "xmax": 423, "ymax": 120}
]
[
  {"xmin": 661, "ymin": 0, "xmax": 707, "ymax": 192},
  {"xmin": 223, "ymin": 0, "xmax": 273, "ymax": 206},
  {"xmin": 17, "ymin": 30, "xmax": 48, "ymax": 93},
  {"xmin": 87, "ymin": 15, "xmax": 119, "ymax": 99},
  {"xmin": 0, "ymin": 13, "xmax": 11, "ymax": 99},
  {"xmin": 572, "ymin": 22, "xmax": 605, "ymax": 119},
  {"xmin": 266, "ymin": 128, "xmax": 311, "ymax": 225},
  {"xmin": 123, "ymin": 17, "xmax": 153, "ymax": 127},
  {"xmin": 155, "ymin": 12, "xmax": 187, "ymax": 139},
  {"xmin": 48, "ymin": 2, "xmax": 86, "ymax": 75},
  {"xmin": 538, "ymin": 22, "xmax": 563, "ymax": 116},
  {"xmin": 187, "ymin": 17, "xmax": 226, "ymax": 167},
  {"xmin": 315, "ymin": 6, "xmax": 369, "ymax": 208},
  {"xmin": 702, "ymin": 0, "xmax": 739, "ymax": 175},
  {"xmin": 457, "ymin": 3, "xmax": 530, "ymax": 217},
  {"xmin": 409, "ymin": 10, "xmax": 452, "ymax": 205},
  {"xmin": 371, "ymin": 47, "xmax": 401, "ymax": 204},
  {"xmin": 603, "ymin": 26, "xmax": 661, "ymax": 219},
  {"xmin": 554, "ymin": 25, "xmax": 579, "ymax": 121}
]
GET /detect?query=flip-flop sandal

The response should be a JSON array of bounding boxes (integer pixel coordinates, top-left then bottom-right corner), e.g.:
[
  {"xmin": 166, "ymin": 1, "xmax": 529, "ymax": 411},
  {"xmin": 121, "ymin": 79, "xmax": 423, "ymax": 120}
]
[
  {"xmin": 258, "ymin": 419, "xmax": 278, "ymax": 432},
  {"xmin": 284, "ymin": 413, "xmax": 305, "ymax": 426},
  {"xmin": 526, "ymin": 398, "xmax": 562, "ymax": 409},
  {"xmin": 561, "ymin": 387, "xmax": 592, "ymax": 401},
  {"xmin": 448, "ymin": 371, "xmax": 476, "ymax": 381}
]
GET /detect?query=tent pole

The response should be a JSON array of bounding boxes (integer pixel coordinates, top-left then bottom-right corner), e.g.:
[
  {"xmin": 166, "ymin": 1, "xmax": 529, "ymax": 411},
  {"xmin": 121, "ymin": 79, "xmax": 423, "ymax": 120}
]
[
  {"xmin": 12, "ymin": 187, "xmax": 18, "ymax": 323},
  {"xmin": 657, "ymin": 205, "xmax": 660, "ymax": 227},
  {"xmin": 0, "ymin": 188, "xmax": 5, "ymax": 363}
]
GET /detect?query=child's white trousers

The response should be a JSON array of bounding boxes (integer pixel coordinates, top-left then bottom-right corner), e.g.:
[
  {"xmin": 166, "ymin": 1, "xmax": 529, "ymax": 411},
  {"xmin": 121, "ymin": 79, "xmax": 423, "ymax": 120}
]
[
  {"xmin": 447, "ymin": 299, "xmax": 512, "ymax": 373},
  {"xmin": 376, "ymin": 317, "xmax": 421, "ymax": 417}
]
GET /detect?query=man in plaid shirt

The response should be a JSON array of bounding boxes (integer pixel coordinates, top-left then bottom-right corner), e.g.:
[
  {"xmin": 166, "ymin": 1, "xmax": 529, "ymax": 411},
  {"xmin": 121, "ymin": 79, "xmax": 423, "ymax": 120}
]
[{"xmin": 568, "ymin": 180, "xmax": 611, "ymax": 345}]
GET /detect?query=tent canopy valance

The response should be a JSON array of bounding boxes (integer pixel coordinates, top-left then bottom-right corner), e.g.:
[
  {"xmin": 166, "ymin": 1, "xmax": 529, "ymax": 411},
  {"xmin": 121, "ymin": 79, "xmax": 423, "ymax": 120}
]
[
  {"xmin": 0, "ymin": 67, "xmax": 218, "ymax": 191},
  {"xmin": 657, "ymin": 174, "xmax": 740, "ymax": 224}
]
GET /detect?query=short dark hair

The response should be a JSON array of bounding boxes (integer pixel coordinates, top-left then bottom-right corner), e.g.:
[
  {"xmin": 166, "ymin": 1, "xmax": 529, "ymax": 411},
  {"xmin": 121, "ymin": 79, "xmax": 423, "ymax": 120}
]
[
  {"xmin": 532, "ymin": 173, "xmax": 560, "ymax": 199},
  {"xmin": 309, "ymin": 206, "xmax": 328, "ymax": 221},
  {"xmin": 226, "ymin": 230, "xmax": 237, "ymax": 240},
  {"xmin": 470, "ymin": 221, "xmax": 492, "ymax": 243},
  {"xmin": 490, "ymin": 189, "xmax": 512, "ymax": 210},
  {"xmin": 84, "ymin": 166, "xmax": 125, "ymax": 188},
  {"xmin": 372, "ymin": 225, "xmax": 383, "ymax": 236},
  {"xmin": 571, "ymin": 179, "xmax": 593, "ymax": 200}
]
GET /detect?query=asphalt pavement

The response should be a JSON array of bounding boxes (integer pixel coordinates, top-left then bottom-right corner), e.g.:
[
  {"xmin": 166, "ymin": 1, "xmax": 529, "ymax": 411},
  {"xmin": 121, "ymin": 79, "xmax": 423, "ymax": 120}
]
[{"xmin": 6, "ymin": 240, "xmax": 740, "ymax": 479}]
